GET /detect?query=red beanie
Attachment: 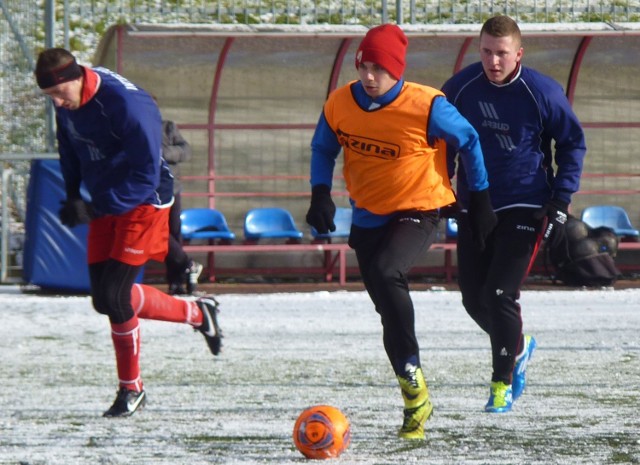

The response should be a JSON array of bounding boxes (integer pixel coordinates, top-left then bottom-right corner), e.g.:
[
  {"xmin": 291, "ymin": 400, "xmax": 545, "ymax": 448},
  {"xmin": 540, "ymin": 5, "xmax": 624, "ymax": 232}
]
[{"xmin": 355, "ymin": 24, "xmax": 408, "ymax": 80}]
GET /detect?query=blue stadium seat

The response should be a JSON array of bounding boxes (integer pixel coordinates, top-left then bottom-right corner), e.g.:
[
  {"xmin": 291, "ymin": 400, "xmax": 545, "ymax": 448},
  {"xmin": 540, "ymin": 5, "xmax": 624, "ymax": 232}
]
[
  {"xmin": 243, "ymin": 207, "xmax": 304, "ymax": 243},
  {"xmin": 445, "ymin": 217, "xmax": 458, "ymax": 242},
  {"xmin": 581, "ymin": 205, "xmax": 639, "ymax": 241},
  {"xmin": 311, "ymin": 207, "xmax": 352, "ymax": 242},
  {"xmin": 180, "ymin": 208, "xmax": 236, "ymax": 242}
]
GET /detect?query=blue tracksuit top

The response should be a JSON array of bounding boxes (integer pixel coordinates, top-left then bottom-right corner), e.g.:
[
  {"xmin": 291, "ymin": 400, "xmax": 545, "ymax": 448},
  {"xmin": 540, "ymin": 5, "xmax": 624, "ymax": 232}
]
[
  {"xmin": 55, "ymin": 67, "xmax": 174, "ymax": 216},
  {"xmin": 310, "ymin": 79, "xmax": 489, "ymax": 228},
  {"xmin": 442, "ymin": 62, "xmax": 586, "ymax": 210}
]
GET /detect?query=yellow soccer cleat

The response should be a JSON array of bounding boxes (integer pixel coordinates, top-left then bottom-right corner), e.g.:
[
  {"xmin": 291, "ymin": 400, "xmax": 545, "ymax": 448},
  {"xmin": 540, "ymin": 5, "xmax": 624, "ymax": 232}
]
[
  {"xmin": 398, "ymin": 399, "xmax": 433, "ymax": 439},
  {"xmin": 396, "ymin": 364, "xmax": 433, "ymax": 439}
]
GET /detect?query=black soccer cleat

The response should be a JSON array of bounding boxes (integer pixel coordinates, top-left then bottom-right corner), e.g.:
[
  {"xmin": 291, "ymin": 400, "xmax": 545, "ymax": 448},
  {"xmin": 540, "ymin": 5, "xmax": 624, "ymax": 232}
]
[
  {"xmin": 103, "ymin": 388, "xmax": 147, "ymax": 418},
  {"xmin": 196, "ymin": 296, "xmax": 223, "ymax": 356}
]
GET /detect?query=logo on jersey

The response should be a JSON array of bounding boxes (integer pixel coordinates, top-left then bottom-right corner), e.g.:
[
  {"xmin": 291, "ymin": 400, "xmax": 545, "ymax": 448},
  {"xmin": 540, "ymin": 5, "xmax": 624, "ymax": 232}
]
[
  {"xmin": 478, "ymin": 101, "xmax": 516, "ymax": 151},
  {"xmin": 516, "ymin": 224, "xmax": 536, "ymax": 233},
  {"xmin": 124, "ymin": 247, "xmax": 144, "ymax": 255},
  {"xmin": 336, "ymin": 129, "xmax": 400, "ymax": 159},
  {"xmin": 95, "ymin": 67, "xmax": 139, "ymax": 91}
]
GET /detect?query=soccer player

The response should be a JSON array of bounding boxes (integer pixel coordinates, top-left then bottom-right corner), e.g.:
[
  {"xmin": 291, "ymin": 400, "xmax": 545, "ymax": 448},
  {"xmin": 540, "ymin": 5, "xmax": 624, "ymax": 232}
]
[
  {"xmin": 305, "ymin": 24, "xmax": 496, "ymax": 439},
  {"xmin": 34, "ymin": 47, "xmax": 223, "ymax": 417},
  {"xmin": 442, "ymin": 15, "xmax": 586, "ymax": 412}
]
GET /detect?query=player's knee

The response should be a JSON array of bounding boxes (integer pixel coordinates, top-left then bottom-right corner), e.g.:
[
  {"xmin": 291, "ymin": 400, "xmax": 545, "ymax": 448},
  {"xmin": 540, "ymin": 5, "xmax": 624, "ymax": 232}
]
[
  {"xmin": 483, "ymin": 287, "xmax": 517, "ymax": 313},
  {"xmin": 462, "ymin": 294, "xmax": 483, "ymax": 319},
  {"xmin": 91, "ymin": 293, "xmax": 111, "ymax": 315},
  {"xmin": 368, "ymin": 261, "xmax": 405, "ymax": 288},
  {"xmin": 91, "ymin": 284, "xmax": 129, "ymax": 319},
  {"xmin": 462, "ymin": 292, "xmax": 490, "ymax": 329}
]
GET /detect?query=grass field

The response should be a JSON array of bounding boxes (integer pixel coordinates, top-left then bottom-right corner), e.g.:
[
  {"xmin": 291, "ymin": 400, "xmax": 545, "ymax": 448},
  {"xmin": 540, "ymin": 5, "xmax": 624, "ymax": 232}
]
[{"xmin": 1, "ymin": 286, "xmax": 639, "ymax": 464}]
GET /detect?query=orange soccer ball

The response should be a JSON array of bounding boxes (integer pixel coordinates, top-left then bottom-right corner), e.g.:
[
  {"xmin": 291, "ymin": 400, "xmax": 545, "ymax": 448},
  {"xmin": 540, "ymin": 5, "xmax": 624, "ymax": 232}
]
[{"xmin": 292, "ymin": 405, "xmax": 351, "ymax": 459}]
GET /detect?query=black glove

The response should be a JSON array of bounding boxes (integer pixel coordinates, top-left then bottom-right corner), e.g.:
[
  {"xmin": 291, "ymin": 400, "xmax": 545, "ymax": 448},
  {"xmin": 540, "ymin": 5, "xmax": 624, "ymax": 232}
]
[
  {"xmin": 468, "ymin": 189, "xmax": 497, "ymax": 251},
  {"xmin": 439, "ymin": 201, "xmax": 460, "ymax": 219},
  {"xmin": 305, "ymin": 184, "xmax": 336, "ymax": 234},
  {"xmin": 534, "ymin": 199, "xmax": 569, "ymax": 249},
  {"xmin": 59, "ymin": 198, "xmax": 95, "ymax": 227}
]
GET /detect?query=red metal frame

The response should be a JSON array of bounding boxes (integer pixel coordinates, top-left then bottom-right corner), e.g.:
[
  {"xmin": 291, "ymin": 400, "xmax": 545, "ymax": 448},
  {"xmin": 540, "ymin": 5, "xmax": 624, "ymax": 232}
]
[
  {"xmin": 566, "ymin": 36, "xmax": 592, "ymax": 105},
  {"xmin": 109, "ymin": 27, "xmax": 640, "ymax": 283},
  {"xmin": 207, "ymin": 38, "xmax": 234, "ymax": 209},
  {"xmin": 115, "ymin": 28, "xmax": 640, "ymax": 204}
]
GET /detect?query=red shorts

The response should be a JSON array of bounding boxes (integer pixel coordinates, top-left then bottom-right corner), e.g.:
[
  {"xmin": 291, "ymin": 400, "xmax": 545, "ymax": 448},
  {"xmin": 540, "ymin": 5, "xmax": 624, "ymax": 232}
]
[{"xmin": 87, "ymin": 205, "xmax": 170, "ymax": 266}]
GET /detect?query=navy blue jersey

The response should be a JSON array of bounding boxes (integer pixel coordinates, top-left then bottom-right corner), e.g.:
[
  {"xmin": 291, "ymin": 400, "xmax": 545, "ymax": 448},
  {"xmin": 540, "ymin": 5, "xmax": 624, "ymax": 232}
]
[
  {"xmin": 442, "ymin": 62, "xmax": 586, "ymax": 210},
  {"xmin": 56, "ymin": 67, "xmax": 173, "ymax": 215}
]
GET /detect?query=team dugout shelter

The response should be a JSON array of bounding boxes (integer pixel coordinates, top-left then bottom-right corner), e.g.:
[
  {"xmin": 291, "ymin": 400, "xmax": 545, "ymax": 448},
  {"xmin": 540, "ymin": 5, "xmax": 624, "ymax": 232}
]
[{"xmin": 89, "ymin": 23, "xmax": 640, "ymax": 278}]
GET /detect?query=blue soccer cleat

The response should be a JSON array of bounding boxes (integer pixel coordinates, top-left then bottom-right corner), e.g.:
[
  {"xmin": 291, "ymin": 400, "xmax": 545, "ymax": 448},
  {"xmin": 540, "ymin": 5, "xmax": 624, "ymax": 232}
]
[
  {"xmin": 512, "ymin": 335, "xmax": 537, "ymax": 400},
  {"xmin": 484, "ymin": 381, "xmax": 513, "ymax": 413}
]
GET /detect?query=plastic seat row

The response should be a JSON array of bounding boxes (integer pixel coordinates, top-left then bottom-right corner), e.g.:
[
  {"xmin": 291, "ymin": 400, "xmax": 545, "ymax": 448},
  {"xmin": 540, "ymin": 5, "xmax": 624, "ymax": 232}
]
[
  {"xmin": 580, "ymin": 205, "xmax": 639, "ymax": 241},
  {"xmin": 182, "ymin": 204, "xmax": 639, "ymax": 245},
  {"xmin": 180, "ymin": 207, "xmax": 353, "ymax": 244},
  {"xmin": 444, "ymin": 204, "xmax": 639, "ymax": 242}
]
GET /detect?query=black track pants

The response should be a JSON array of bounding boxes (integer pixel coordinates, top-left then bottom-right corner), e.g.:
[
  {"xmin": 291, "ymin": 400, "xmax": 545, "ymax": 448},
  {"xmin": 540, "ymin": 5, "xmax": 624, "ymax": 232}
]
[
  {"xmin": 349, "ymin": 210, "xmax": 439, "ymax": 375},
  {"xmin": 457, "ymin": 207, "xmax": 542, "ymax": 384},
  {"xmin": 164, "ymin": 193, "xmax": 190, "ymax": 286}
]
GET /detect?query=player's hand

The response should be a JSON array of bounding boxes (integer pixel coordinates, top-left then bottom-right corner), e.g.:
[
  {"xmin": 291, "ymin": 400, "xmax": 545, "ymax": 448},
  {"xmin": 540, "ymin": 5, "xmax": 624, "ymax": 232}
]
[
  {"xmin": 305, "ymin": 184, "xmax": 336, "ymax": 234},
  {"xmin": 439, "ymin": 201, "xmax": 460, "ymax": 219},
  {"xmin": 58, "ymin": 198, "xmax": 95, "ymax": 227},
  {"xmin": 534, "ymin": 199, "xmax": 569, "ymax": 249},
  {"xmin": 468, "ymin": 189, "xmax": 497, "ymax": 251}
]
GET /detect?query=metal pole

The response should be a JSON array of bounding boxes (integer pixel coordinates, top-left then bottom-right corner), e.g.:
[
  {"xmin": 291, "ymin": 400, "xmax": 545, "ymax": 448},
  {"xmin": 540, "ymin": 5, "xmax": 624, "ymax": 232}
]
[
  {"xmin": 0, "ymin": 0, "xmax": 35, "ymax": 68},
  {"xmin": 45, "ymin": 0, "xmax": 56, "ymax": 152},
  {"xmin": 0, "ymin": 153, "xmax": 58, "ymax": 283},
  {"xmin": 64, "ymin": 0, "xmax": 70, "ymax": 49},
  {"xmin": 45, "ymin": 0, "xmax": 55, "ymax": 49},
  {"xmin": 1, "ymin": 168, "xmax": 12, "ymax": 283},
  {"xmin": 396, "ymin": 0, "xmax": 403, "ymax": 24}
]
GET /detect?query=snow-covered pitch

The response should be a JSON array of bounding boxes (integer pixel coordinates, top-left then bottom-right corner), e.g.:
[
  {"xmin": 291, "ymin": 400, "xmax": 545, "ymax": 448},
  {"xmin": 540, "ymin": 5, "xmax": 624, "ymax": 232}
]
[{"xmin": 1, "ymin": 286, "xmax": 639, "ymax": 464}]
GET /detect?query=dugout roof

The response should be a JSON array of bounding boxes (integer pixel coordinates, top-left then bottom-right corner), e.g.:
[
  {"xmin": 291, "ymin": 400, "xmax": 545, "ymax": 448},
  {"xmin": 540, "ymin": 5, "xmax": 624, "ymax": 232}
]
[{"xmin": 94, "ymin": 23, "xmax": 640, "ymax": 232}]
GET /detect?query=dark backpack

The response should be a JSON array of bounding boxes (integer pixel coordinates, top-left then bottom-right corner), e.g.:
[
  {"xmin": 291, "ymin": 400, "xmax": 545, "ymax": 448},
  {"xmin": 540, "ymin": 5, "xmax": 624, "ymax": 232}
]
[{"xmin": 546, "ymin": 216, "xmax": 620, "ymax": 287}]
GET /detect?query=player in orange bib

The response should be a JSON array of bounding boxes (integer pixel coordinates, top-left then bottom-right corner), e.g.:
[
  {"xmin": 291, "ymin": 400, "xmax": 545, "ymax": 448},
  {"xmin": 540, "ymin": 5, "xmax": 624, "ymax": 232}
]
[{"xmin": 305, "ymin": 24, "xmax": 496, "ymax": 439}]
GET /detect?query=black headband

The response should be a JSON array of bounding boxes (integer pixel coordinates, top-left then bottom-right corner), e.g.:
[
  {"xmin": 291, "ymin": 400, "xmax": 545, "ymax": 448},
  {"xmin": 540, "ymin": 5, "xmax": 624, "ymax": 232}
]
[{"xmin": 36, "ymin": 58, "xmax": 83, "ymax": 89}]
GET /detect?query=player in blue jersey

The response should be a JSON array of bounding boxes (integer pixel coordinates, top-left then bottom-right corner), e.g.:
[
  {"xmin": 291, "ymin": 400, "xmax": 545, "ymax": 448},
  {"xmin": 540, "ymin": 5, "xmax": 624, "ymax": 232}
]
[
  {"xmin": 34, "ymin": 48, "xmax": 222, "ymax": 418},
  {"xmin": 442, "ymin": 16, "xmax": 586, "ymax": 412}
]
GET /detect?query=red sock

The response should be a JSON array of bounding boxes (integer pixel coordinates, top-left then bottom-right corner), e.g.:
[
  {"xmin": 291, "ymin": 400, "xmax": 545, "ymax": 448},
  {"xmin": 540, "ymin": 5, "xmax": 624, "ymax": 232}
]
[
  {"xmin": 110, "ymin": 316, "xmax": 143, "ymax": 392},
  {"xmin": 131, "ymin": 283, "xmax": 202, "ymax": 326}
]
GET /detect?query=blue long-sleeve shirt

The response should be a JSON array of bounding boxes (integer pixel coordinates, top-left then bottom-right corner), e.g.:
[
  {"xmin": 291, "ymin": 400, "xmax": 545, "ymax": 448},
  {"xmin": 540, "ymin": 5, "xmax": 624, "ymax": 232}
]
[
  {"xmin": 310, "ymin": 79, "xmax": 489, "ymax": 227},
  {"xmin": 56, "ymin": 67, "xmax": 174, "ymax": 215},
  {"xmin": 442, "ymin": 62, "xmax": 586, "ymax": 210}
]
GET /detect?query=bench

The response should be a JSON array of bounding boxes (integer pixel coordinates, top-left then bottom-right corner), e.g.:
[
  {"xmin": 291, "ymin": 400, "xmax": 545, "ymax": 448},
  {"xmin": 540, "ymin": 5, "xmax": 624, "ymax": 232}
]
[
  {"xmin": 183, "ymin": 243, "xmax": 351, "ymax": 284},
  {"xmin": 618, "ymin": 242, "xmax": 640, "ymax": 249},
  {"xmin": 184, "ymin": 240, "xmax": 639, "ymax": 286},
  {"xmin": 428, "ymin": 243, "xmax": 457, "ymax": 283},
  {"xmin": 183, "ymin": 241, "xmax": 459, "ymax": 285},
  {"xmin": 614, "ymin": 242, "xmax": 640, "ymax": 272}
]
